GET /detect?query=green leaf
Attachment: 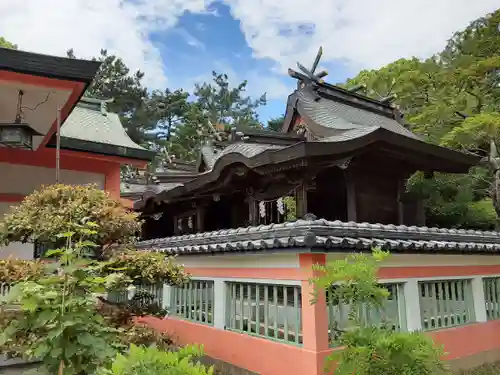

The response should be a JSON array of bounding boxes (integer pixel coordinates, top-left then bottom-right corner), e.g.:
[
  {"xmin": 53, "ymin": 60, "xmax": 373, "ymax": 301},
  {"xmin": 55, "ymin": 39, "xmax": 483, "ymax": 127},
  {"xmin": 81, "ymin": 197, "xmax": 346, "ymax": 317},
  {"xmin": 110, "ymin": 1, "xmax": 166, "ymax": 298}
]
[
  {"xmin": 56, "ymin": 231, "xmax": 75, "ymax": 238},
  {"xmin": 45, "ymin": 249, "xmax": 64, "ymax": 257}
]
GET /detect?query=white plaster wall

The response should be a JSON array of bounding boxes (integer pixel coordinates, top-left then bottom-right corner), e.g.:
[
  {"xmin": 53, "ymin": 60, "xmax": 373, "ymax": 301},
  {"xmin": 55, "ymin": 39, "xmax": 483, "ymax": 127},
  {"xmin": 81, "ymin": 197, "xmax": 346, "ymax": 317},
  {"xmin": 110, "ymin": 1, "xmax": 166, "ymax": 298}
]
[
  {"xmin": 175, "ymin": 251, "xmax": 500, "ymax": 270},
  {"xmin": 176, "ymin": 252, "xmax": 300, "ymax": 269},
  {"xmin": 327, "ymin": 252, "xmax": 500, "ymax": 267},
  {"xmin": 0, "ymin": 202, "xmax": 33, "ymax": 259},
  {"xmin": 0, "ymin": 165, "xmax": 104, "ymax": 259},
  {"xmin": 0, "ymin": 163, "xmax": 105, "ymax": 195}
]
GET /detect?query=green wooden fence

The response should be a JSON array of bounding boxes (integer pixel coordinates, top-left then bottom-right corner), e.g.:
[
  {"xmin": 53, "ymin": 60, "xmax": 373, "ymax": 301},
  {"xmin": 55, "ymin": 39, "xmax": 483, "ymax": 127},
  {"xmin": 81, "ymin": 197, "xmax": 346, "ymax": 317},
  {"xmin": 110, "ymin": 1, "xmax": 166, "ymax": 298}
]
[
  {"xmin": 225, "ymin": 282, "xmax": 302, "ymax": 345},
  {"xmin": 483, "ymin": 277, "xmax": 500, "ymax": 320},
  {"xmin": 419, "ymin": 279, "xmax": 474, "ymax": 330},
  {"xmin": 170, "ymin": 280, "xmax": 214, "ymax": 325}
]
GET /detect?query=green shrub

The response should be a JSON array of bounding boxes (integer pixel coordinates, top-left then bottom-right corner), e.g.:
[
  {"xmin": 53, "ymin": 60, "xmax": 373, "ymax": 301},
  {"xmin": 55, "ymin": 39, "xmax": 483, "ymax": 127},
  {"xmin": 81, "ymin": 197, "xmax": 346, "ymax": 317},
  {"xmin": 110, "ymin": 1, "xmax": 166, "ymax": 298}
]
[
  {"xmin": 98, "ymin": 344, "xmax": 214, "ymax": 375},
  {"xmin": 312, "ymin": 249, "xmax": 450, "ymax": 375},
  {"xmin": 329, "ymin": 327, "xmax": 449, "ymax": 375}
]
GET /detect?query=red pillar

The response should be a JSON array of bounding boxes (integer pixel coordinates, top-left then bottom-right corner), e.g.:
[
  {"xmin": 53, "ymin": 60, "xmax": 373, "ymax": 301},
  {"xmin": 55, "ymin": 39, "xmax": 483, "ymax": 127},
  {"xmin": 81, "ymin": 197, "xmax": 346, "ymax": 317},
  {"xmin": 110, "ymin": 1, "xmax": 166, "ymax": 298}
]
[
  {"xmin": 104, "ymin": 165, "xmax": 121, "ymax": 199},
  {"xmin": 299, "ymin": 253, "xmax": 330, "ymax": 374}
]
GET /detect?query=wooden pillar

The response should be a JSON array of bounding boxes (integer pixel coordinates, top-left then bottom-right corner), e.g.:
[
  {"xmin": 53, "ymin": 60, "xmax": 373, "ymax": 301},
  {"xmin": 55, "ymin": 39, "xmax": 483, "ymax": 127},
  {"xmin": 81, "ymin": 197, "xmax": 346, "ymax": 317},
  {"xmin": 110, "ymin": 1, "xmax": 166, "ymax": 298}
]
[
  {"xmin": 247, "ymin": 197, "xmax": 258, "ymax": 226},
  {"xmin": 196, "ymin": 206, "xmax": 205, "ymax": 232},
  {"xmin": 396, "ymin": 178, "xmax": 405, "ymax": 225},
  {"xmin": 173, "ymin": 216, "xmax": 180, "ymax": 236},
  {"xmin": 296, "ymin": 182, "xmax": 308, "ymax": 218},
  {"xmin": 415, "ymin": 199, "xmax": 426, "ymax": 226},
  {"xmin": 345, "ymin": 171, "xmax": 357, "ymax": 222}
]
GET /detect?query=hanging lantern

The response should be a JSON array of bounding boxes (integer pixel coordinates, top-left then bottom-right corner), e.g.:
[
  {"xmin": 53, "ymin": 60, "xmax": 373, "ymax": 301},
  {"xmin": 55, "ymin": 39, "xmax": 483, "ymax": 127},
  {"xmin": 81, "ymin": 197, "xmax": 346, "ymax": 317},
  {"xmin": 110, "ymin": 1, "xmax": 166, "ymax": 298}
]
[
  {"xmin": 0, "ymin": 91, "xmax": 42, "ymax": 150},
  {"xmin": 0, "ymin": 122, "xmax": 41, "ymax": 150}
]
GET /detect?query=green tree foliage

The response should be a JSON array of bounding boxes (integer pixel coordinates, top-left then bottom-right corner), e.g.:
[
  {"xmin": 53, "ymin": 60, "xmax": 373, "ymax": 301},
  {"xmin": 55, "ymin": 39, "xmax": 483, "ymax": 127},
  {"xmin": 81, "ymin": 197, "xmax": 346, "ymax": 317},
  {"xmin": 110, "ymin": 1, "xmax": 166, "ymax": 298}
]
[
  {"xmin": 312, "ymin": 249, "xmax": 448, "ymax": 375},
  {"xmin": 345, "ymin": 10, "xmax": 500, "ymax": 229},
  {"xmin": 194, "ymin": 71, "xmax": 266, "ymax": 130},
  {"xmin": 0, "ymin": 37, "xmax": 16, "ymax": 49},
  {"xmin": 266, "ymin": 115, "xmax": 285, "ymax": 132},
  {"xmin": 166, "ymin": 103, "xmax": 211, "ymax": 162},
  {"xmin": 150, "ymin": 88, "xmax": 190, "ymax": 143},
  {"xmin": 165, "ymin": 72, "xmax": 267, "ymax": 161}
]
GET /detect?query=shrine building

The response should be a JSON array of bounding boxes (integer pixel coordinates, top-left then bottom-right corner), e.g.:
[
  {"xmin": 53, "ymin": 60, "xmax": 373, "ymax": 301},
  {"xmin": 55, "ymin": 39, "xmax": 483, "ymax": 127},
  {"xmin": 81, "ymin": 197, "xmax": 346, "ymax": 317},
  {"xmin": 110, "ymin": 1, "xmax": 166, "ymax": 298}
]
[{"xmin": 132, "ymin": 50, "xmax": 500, "ymax": 374}]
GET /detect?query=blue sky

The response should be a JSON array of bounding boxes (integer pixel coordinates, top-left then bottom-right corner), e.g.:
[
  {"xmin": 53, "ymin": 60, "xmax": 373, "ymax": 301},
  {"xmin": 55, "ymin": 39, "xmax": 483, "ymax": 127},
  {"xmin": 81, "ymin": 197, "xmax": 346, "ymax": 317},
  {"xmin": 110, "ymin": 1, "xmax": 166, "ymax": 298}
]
[
  {"xmin": 3, "ymin": 0, "xmax": 499, "ymax": 127},
  {"xmin": 150, "ymin": 2, "xmax": 355, "ymax": 124}
]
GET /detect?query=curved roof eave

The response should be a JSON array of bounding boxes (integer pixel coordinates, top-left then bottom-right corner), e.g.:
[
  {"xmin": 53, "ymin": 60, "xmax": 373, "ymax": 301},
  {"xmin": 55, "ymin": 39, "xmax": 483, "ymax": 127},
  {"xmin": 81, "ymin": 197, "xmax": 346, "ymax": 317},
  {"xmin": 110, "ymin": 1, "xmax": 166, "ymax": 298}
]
[{"xmin": 134, "ymin": 127, "xmax": 479, "ymax": 210}]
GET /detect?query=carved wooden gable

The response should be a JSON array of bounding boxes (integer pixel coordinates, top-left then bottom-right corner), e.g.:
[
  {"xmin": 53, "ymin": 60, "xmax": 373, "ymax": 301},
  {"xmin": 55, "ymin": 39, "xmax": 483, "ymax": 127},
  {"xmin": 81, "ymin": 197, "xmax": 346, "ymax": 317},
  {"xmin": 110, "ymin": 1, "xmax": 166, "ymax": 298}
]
[{"xmin": 293, "ymin": 118, "xmax": 317, "ymax": 141}]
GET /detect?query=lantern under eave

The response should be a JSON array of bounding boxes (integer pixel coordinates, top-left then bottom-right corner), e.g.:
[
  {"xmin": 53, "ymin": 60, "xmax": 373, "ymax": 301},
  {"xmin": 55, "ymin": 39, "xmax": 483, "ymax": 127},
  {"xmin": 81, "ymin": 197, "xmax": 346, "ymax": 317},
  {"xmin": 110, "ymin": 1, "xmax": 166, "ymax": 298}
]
[{"xmin": 0, "ymin": 121, "xmax": 42, "ymax": 150}]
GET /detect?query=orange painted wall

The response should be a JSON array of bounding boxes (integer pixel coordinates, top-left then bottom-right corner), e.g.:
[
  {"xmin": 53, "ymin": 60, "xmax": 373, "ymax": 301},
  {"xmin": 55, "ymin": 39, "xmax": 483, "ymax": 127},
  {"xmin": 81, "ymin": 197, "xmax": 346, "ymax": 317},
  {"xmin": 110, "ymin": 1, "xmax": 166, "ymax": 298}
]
[
  {"xmin": 138, "ymin": 316, "xmax": 323, "ymax": 375},
  {"xmin": 431, "ymin": 320, "xmax": 500, "ymax": 360}
]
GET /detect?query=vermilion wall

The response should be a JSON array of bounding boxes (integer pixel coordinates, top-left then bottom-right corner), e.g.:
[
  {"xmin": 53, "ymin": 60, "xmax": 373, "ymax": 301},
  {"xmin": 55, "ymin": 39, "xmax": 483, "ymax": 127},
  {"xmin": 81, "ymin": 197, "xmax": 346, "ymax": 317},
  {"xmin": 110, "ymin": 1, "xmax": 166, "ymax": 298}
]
[
  {"xmin": 139, "ymin": 316, "xmax": 326, "ymax": 375},
  {"xmin": 139, "ymin": 316, "xmax": 500, "ymax": 375},
  {"xmin": 0, "ymin": 146, "xmax": 143, "ymax": 259},
  {"xmin": 138, "ymin": 255, "xmax": 500, "ymax": 375},
  {"xmin": 431, "ymin": 320, "xmax": 500, "ymax": 360}
]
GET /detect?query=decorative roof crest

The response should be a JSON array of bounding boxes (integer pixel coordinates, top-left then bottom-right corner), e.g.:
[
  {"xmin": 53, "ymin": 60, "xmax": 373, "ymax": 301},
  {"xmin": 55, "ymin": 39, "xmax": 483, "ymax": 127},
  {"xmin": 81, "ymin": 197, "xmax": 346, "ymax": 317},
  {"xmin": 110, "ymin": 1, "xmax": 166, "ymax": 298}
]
[{"xmin": 288, "ymin": 46, "xmax": 328, "ymax": 87}]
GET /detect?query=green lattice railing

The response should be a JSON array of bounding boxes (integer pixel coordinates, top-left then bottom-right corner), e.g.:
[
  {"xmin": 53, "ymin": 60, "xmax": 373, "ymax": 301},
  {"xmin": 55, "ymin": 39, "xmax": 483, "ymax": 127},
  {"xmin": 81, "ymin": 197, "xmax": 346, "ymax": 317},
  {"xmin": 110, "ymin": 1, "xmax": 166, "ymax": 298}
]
[{"xmin": 225, "ymin": 282, "xmax": 302, "ymax": 345}]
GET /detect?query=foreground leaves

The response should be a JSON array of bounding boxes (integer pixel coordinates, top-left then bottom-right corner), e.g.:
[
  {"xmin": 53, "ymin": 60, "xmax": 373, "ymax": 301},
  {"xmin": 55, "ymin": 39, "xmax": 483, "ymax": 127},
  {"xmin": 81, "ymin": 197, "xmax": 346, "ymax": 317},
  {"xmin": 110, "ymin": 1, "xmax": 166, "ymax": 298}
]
[
  {"xmin": 98, "ymin": 344, "xmax": 214, "ymax": 375},
  {"xmin": 0, "ymin": 184, "xmax": 189, "ymax": 374}
]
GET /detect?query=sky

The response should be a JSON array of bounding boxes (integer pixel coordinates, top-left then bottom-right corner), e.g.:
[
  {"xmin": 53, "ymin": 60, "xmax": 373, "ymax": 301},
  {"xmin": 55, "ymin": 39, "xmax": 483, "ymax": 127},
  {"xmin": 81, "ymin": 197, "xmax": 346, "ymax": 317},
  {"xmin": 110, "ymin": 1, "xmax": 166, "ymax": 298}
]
[{"xmin": 0, "ymin": 0, "xmax": 499, "ymax": 124}]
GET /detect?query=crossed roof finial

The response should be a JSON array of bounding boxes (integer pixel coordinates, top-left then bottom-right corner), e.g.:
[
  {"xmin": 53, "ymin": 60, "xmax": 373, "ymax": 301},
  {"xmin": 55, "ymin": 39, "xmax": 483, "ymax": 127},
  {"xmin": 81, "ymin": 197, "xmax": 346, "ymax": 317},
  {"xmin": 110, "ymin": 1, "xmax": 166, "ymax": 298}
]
[{"xmin": 288, "ymin": 46, "xmax": 328, "ymax": 86}]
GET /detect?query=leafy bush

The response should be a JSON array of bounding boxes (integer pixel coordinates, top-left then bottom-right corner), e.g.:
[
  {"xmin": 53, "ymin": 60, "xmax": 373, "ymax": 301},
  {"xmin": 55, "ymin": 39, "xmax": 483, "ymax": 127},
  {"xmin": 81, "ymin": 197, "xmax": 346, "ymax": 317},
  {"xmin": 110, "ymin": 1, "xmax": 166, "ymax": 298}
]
[
  {"xmin": 0, "ymin": 257, "xmax": 45, "ymax": 283},
  {"xmin": 0, "ymin": 184, "xmax": 188, "ymax": 374},
  {"xmin": 119, "ymin": 325, "xmax": 174, "ymax": 351},
  {"xmin": 98, "ymin": 344, "xmax": 214, "ymax": 375},
  {"xmin": 0, "ymin": 228, "xmax": 121, "ymax": 375},
  {"xmin": 328, "ymin": 327, "xmax": 448, "ymax": 375},
  {"xmin": 0, "ymin": 184, "xmax": 141, "ymax": 253},
  {"xmin": 99, "ymin": 250, "xmax": 188, "ymax": 285}
]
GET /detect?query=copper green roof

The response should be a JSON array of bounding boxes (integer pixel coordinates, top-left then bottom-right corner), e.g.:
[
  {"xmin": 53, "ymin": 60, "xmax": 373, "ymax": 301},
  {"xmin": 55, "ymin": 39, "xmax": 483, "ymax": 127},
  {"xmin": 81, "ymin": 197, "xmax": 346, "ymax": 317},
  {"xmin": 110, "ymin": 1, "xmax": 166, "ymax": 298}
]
[{"xmin": 47, "ymin": 97, "xmax": 155, "ymax": 161}]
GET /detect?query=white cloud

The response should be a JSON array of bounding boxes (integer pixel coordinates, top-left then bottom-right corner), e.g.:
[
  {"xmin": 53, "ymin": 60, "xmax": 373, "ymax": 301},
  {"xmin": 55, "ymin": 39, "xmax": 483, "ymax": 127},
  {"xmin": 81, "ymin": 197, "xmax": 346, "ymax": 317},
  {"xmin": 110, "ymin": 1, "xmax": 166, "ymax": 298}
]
[
  {"xmin": 0, "ymin": 0, "xmax": 213, "ymax": 88},
  {"xmin": 2, "ymin": 0, "xmax": 499, "ymax": 93},
  {"xmin": 225, "ymin": 0, "xmax": 500, "ymax": 74}
]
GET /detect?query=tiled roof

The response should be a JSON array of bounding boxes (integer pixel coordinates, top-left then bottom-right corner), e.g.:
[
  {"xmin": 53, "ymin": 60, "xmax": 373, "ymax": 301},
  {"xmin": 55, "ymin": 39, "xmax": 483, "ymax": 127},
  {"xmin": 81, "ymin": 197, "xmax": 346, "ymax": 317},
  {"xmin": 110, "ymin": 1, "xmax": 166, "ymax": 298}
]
[
  {"xmin": 0, "ymin": 47, "xmax": 100, "ymax": 82},
  {"xmin": 137, "ymin": 218, "xmax": 500, "ymax": 255},
  {"xmin": 215, "ymin": 142, "xmax": 284, "ymax": 160},
  {"xmin": 296, "ymin": 88, "xmax": 421, "ymax": 141},
  {"xmin": 121, "ymin": 182, "xmax": 184, "ymax": 198},
  {"xmin": 62, "ymin": 99, "xmax": 146, "ymax": 150}
]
